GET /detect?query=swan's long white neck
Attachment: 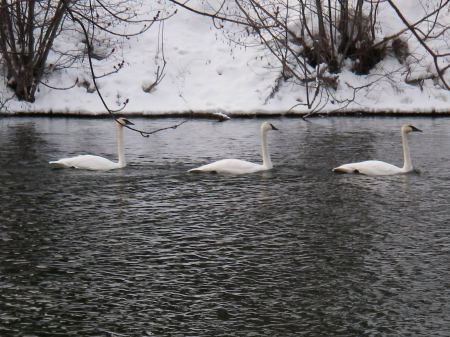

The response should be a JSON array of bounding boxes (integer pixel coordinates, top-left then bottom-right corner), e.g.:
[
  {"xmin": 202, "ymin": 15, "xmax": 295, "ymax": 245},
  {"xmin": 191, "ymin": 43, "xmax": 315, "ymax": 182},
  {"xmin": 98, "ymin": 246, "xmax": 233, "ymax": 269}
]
[
  {"xmin": 401, "ymin": 129, "xmax": 413, "ymax": 172},
  {"xmin": 261, "ymin": 126, "xmax": 272, "ymax": 169},
  {"xmin": 116, "ymin": 122, "xmax": 126, "ymax": 168}
]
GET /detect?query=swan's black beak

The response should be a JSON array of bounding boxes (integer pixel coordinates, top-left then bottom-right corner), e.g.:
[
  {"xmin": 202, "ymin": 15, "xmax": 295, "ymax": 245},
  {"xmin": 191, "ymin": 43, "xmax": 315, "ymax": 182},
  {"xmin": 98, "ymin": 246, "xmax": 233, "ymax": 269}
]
[
  {"xmin": 411, "ymin": 125, "xmax": 422, "ymax": 132},
  {"xmin": 270, "ymin": 123, "xmax": 279, "ymax": 131}
]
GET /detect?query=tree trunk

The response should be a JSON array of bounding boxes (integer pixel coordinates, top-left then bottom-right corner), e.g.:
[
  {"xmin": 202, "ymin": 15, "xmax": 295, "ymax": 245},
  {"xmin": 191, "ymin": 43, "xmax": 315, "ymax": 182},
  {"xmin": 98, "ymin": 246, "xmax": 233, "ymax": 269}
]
[{"xmin": 0, "ymin": 0, "xmax": 69, "ymax": 102}]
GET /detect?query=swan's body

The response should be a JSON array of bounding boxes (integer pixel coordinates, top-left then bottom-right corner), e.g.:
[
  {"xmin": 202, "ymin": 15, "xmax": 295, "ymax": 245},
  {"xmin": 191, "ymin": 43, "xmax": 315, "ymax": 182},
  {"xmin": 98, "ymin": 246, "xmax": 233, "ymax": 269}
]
[
  {"xmin": 50, "ymin": 154, "xmax": 123, "ymax": 171},
  {"xmin": 188, "ymin": 122, "xmax": 278, "ymax": 174},
  {"xmin": 49, "ymin": 117, "xmax": 133, "ymax": 170},
  {"xmin": 332, "ymin": 123, "xmax": 422, "ymax": 176},
  {"xmin": 189, "ymin": 158, "xmax": 268, "ymax": 174}
]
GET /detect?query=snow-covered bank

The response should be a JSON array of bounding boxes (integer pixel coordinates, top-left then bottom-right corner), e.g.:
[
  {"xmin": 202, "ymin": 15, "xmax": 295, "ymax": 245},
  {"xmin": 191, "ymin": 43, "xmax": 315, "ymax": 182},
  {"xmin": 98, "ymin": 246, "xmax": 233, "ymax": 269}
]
[{"xmin": 1, "ymin": 0, "xmax": 449, "ymax": 116}]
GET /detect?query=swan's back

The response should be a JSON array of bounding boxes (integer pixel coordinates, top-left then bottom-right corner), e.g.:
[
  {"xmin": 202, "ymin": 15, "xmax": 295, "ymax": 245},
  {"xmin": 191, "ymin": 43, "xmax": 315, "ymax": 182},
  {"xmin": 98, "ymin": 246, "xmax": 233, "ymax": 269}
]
[
  {"xmin": 49, "ymin": 155, "xmax": 121, "ymax": 171},
  {"xmin": 188, "ymin": 158, "xmax": 265, "ymax": 174},
  {"xmin": 333, "ymin": 160, "xmax": 402, "ymax": 176}
]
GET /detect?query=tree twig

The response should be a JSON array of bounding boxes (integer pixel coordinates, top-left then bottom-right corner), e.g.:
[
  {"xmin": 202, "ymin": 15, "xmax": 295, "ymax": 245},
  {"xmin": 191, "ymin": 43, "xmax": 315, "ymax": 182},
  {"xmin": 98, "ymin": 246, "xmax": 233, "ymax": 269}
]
[
  {"xmin": 67, "ymin": 5, "xmax": 190, "ymax": 137},
  {"xmin": 40, "ymin": 78, "xmax": 79, "ymax": 90},
  {"xmin": 386, "ymin": 0, "xmax": 449, "ymax": 91}
]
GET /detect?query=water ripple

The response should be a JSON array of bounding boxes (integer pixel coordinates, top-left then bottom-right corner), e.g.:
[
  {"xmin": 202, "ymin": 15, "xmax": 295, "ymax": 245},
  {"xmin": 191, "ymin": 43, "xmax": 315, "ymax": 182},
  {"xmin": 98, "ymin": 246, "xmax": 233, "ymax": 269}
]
[{"xmin": 0, "ymin": 117, "xmax": 449, "ymax": 336}]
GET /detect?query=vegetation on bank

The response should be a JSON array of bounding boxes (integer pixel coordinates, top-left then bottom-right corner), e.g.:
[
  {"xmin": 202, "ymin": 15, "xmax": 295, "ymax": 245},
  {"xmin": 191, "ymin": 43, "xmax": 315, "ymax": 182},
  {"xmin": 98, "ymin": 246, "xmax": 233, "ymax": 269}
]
[{"xmin": 0, "ymin": 0, "xmax": 449, "ymax": 116}]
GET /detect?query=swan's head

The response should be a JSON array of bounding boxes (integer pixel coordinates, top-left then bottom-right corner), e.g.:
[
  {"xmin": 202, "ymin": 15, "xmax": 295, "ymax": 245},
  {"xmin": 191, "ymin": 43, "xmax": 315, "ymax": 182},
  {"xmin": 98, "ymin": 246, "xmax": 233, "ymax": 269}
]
[
  {"xmin": 116, "ymin": 117, "xmax": 134, "ymax": 126},
  {"xmin": 261, "ymin": 122, "xmax": 278, "ymax": 132},
  {"xmin": 402, "ymin": 123, "xmax": 422, "ymax": 133}
]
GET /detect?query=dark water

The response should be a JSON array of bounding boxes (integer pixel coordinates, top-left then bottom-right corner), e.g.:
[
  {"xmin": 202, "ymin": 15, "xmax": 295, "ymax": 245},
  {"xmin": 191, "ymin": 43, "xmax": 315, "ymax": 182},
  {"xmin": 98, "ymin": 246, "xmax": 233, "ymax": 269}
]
[{"xmin": 0, "ymin": 116, "xmax": 449, "ymax": 337}]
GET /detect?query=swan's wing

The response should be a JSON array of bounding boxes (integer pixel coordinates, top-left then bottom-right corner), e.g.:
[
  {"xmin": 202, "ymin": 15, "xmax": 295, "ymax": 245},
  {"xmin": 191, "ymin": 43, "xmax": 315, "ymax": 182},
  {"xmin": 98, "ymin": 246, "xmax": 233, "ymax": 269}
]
[
  {"xmin": 49, "ymin": 155, "xmax": 119, "ymax": 170},
  {"xmin": 188, "ymin": 158, "xmax": 265, "ymax": 174},
  {"xmin": 333, "ymin": 160, "xmax": 401, "ymax": 176}
]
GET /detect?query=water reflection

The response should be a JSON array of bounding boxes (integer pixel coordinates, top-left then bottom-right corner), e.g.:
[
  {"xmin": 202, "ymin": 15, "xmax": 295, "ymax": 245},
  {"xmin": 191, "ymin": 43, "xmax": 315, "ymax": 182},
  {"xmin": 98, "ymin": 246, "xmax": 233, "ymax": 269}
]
[
  {"xmin": 0, "ymin": 121, "xmax": 46, "ymax": 169},
  {"xmin": 0, "ymin": 116, "xmax": 449, "ymax": 337},
  {"xmin": 304, "ymin": 118, "xmax": 377, "ymax": 168}
]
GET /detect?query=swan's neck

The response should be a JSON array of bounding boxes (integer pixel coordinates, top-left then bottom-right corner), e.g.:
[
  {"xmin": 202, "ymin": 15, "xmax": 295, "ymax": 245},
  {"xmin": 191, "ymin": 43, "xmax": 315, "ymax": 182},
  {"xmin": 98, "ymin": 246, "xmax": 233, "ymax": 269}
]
[
  {"xmin": 116, "ymin": 123, "xmax": 126, "ymax": 167},
  {"xmin": 261, "ymin": 128, "xmax": 272, "ymax": 169},
  {"xmin": 401, "ymin": 130, "xmax": 413, "ymax": 172}
]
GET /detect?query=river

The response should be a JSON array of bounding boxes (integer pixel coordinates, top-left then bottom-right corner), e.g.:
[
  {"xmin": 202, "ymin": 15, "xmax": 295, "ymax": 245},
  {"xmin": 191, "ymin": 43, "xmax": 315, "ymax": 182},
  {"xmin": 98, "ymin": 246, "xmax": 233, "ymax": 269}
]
[{"xmin": 0, "ymin": 116, "xmax": 449, "ymax": 336}]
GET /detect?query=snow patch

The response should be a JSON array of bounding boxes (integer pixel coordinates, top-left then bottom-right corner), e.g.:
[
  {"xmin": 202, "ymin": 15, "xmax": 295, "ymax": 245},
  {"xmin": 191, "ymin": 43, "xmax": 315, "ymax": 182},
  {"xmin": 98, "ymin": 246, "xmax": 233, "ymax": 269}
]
[{"xmin": 0, "ymin": 0, "xmax": 449, "ymax": 115}]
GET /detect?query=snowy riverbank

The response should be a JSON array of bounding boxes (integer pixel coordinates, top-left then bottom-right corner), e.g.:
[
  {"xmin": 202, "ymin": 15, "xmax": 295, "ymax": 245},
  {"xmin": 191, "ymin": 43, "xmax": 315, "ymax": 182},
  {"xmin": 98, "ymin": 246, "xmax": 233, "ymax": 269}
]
[{"xmin": 1, "ymin": 0, "xmax": 449, "ymax": 116}]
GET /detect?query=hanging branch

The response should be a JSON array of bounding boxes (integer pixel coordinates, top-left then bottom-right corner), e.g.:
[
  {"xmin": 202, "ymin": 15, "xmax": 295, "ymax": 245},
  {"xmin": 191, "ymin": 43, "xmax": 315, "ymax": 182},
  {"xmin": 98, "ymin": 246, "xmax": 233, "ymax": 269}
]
[
  {"xmin": 40, "ymin": 78, "xmax": 79, "ymax": 90},
  {"xmin": 67, "ymin": 5, "xmax": 189, "ymax": 137}
]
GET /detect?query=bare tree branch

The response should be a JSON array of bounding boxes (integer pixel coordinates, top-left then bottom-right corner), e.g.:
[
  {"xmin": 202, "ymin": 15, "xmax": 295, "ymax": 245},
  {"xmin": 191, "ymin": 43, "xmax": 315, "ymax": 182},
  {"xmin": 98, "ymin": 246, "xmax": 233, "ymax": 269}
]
[
  {"xmin": 67, "ymin": 6, "xmax": 190, "ymax": 137},
  {"xmin": 373, "ymin": 0, "xmax": 450, "ymax": 47},
  {"xmin": 386, "ymin": 0, "xmax": 449, "ymax": 90},
  {"xmin": 40, "ymin": 78, "xmax": 79, "ymax": 91},
  {"xmin": 167, "ymin": 0, "xmax": 254, "ymax": 27}
]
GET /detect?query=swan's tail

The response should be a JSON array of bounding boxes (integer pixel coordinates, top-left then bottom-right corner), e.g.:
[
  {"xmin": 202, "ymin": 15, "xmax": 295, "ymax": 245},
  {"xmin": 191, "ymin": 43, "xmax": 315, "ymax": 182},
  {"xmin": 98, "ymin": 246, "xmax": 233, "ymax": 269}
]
[
  {"xmin": 332, "ymin": 165, "xmax": 358, "ymax": 174},
  {"xmin": 187, "ymin": 162, "xmax": 216, "ymax": 173},
  {"xmin": 187, "ymin": 167, "xmax": 214, "ymax": 173},
  {"xmin": 49, "ymin": 160, "xmax": 70, "ymax": 168}
]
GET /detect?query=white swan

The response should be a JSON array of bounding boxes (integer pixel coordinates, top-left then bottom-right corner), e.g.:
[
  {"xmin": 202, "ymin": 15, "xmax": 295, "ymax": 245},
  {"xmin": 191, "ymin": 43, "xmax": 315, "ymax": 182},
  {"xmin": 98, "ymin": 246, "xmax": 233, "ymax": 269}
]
[
  {"xmin": 49, "ymin": 117, "xmax": 134, "ymax": 170},
  {"xmin": 188, "ymin": 122, "xmax": 278, "ymax": 174},
  {"xmin": 332, "ymin": 123, "xmax": 422, "ymax": 176}
]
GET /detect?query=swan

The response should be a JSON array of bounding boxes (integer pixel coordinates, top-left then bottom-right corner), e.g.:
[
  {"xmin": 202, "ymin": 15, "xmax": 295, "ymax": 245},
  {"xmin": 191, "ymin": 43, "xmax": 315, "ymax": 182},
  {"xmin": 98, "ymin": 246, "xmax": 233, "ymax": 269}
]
[
  {"xmin": 188, "ymin": 121, "xmax": 278, "ymax": 174},
  {"xmin": 49, "ymin": 117, "xmax": 134, "ymax": 170},
  {"xmin": 332, "ymin": 123, "xmax": 422, "ymax": 176}
]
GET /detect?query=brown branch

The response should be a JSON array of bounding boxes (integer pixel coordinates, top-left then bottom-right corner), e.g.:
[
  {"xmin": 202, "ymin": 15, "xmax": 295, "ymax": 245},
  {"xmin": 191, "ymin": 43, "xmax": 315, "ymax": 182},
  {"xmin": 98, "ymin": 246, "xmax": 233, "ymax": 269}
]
[
  {"xmin": 69, "ymin": 7, "xmax": 165, "ymax": 38},
  {"xmin": 0, "ymin": 92, "xmax": 15, "ymax": 112},
  {"xmin": 40, "ymin": 78, "xmax": 79, "ymax": 90},
  {"xmin": 95, "ymin": 60, "xmax": 125, "ymax": 79},
  {"xmin": 67, "ymin": 6, "xmax": 189, "ymax": 137},
  {"xmin": 373, "ymin": 0, "xmax": 450, "ymax": 48},
  {"xmin": 386, "ymin": 0, "xmax": 449, "ymax": 90},
  {"xmin": 167, "ymin": 0, "xmax": 271, "ymax": 28}
]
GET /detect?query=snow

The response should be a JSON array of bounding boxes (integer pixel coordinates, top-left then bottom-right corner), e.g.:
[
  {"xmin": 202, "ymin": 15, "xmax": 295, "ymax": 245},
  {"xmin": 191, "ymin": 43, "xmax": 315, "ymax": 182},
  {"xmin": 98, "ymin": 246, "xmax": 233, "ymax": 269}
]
[{"xmin": 1, "ymin": 0, "xmax": 449, "ymax": 116}]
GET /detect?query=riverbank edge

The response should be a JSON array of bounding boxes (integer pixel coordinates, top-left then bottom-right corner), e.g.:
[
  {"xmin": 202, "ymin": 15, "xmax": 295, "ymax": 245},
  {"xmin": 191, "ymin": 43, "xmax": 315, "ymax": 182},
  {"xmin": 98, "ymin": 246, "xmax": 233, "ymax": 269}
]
[{"xmin": 2, "ymin": 109, "xmax": 450, "ymax": 119}]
